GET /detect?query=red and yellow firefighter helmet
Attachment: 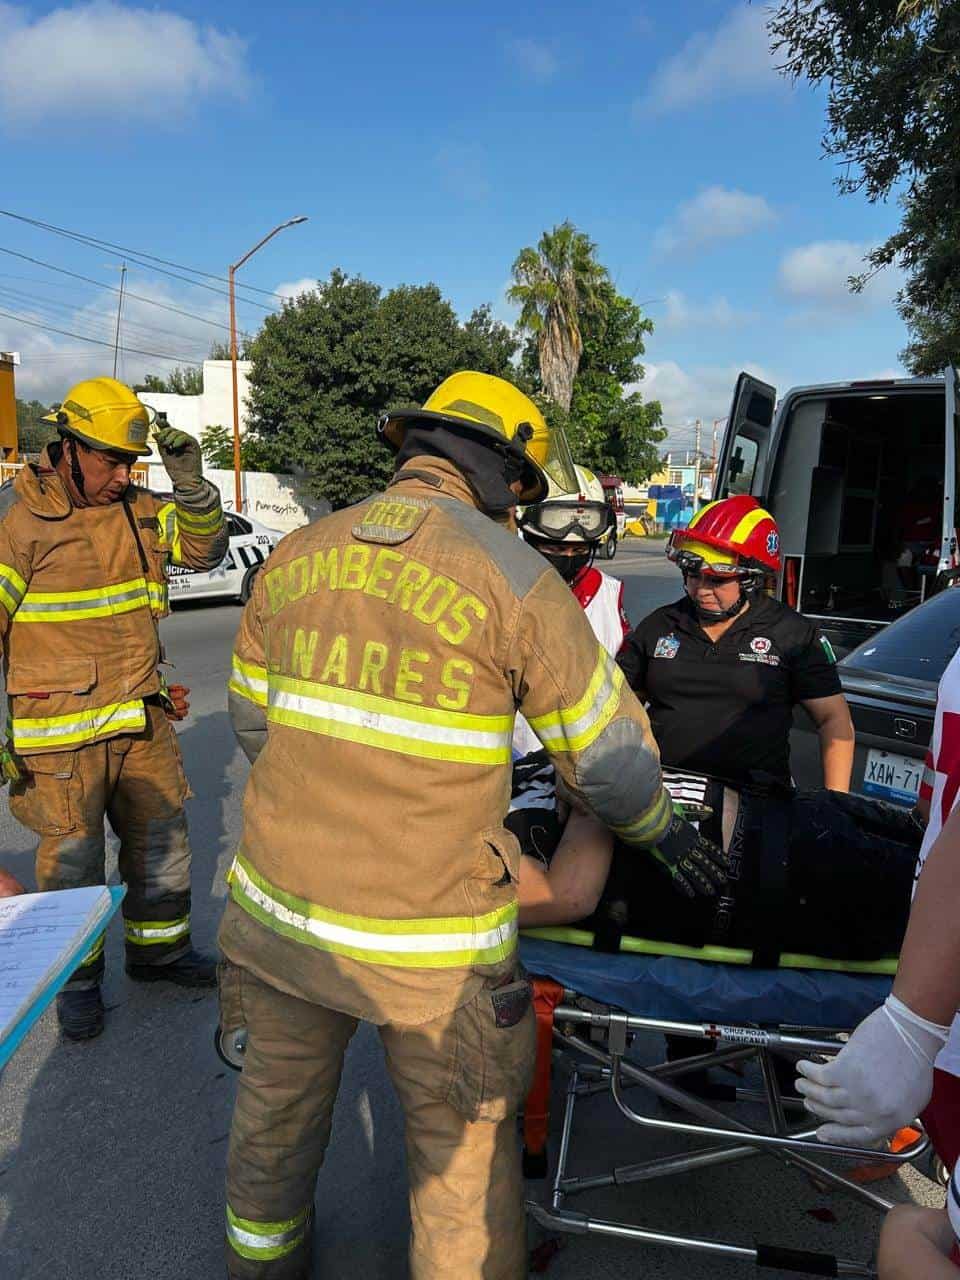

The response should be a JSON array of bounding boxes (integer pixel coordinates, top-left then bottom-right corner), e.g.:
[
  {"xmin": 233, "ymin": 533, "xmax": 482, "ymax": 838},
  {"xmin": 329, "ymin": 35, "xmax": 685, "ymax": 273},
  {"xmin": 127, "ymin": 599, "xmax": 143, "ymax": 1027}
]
[{"xmin": 669, "ymin": 495, "xmax": 781, "ymax": 576}]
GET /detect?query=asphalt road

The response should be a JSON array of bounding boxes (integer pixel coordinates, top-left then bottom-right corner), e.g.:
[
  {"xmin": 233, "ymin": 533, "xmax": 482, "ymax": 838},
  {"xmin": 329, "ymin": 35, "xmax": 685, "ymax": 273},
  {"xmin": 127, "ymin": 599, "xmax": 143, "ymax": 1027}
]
[{"xmin": 0, "ymin": 537, "xmax": 941, "ymax": 1279}]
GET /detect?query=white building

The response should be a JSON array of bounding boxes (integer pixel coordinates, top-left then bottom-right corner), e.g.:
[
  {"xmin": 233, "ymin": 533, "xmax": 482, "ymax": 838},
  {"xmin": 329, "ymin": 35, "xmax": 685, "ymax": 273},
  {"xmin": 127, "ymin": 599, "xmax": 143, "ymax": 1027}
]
[
  {"xmin": 136, "ymin": 359, "xmax": 252, "ymax": 451},
  {"xmin": 138, "ymin": 358, "xmax": 329, "ymax": 533}
]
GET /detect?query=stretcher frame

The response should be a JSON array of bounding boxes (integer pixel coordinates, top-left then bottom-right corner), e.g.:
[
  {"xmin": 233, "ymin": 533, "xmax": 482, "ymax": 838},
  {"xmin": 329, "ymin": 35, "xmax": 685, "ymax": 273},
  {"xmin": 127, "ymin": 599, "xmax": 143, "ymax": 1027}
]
[{"xmin": 524, "ymin": 991, "xmax": 929, "ymax": 1278}]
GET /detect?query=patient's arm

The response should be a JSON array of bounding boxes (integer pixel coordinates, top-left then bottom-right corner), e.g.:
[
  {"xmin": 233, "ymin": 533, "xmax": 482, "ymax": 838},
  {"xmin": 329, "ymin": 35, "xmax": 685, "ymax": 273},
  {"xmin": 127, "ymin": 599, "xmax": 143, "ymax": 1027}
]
[{"xmin": 518, "ymin": 809, "xmax": 614, "ymax": 927}]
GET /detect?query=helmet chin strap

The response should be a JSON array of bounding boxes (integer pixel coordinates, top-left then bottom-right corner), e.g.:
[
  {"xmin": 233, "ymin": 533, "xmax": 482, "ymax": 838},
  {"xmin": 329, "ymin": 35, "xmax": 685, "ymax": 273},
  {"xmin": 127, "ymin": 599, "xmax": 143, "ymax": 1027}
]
[{"xmin": 686, "ymin": 575, "xmax": 756, "ymax": 623}]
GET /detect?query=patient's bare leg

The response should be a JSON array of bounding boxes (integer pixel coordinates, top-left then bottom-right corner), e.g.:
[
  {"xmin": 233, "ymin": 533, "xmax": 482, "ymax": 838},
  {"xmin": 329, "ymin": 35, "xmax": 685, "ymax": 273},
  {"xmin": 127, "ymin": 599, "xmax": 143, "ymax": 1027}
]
[{"xmin": 518, "ymin": 810, "xmax": 614, "ymax": 927}]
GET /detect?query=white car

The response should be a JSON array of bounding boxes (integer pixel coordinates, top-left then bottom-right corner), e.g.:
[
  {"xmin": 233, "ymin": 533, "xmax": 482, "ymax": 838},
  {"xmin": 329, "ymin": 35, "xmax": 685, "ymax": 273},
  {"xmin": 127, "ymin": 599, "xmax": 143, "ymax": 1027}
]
[{"xmin": 168, "ymin": 511, "xmax": 283, "ymax": 604}]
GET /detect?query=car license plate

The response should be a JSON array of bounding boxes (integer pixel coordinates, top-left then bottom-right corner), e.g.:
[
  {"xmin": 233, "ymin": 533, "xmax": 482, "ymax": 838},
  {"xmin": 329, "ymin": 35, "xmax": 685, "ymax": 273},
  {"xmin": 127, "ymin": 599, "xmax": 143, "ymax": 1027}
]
[{"xmin": 863, "ymin": 749, "xmax": 922, "ymax": 807}]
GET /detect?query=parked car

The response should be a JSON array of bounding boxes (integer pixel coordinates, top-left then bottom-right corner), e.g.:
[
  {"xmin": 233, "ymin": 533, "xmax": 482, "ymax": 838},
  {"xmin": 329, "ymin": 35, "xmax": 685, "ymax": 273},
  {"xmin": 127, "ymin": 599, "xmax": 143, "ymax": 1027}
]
[
  {"xmin": 716, "ymin": 368, "xmax": 959, "ymax": 657},
  {"xmin": 791, "ymin": 584, "xmax": 960, "ymax": 802},
  {"xmin": 168, "ymin": 511, "xmax": 283, "ymax": 605}
]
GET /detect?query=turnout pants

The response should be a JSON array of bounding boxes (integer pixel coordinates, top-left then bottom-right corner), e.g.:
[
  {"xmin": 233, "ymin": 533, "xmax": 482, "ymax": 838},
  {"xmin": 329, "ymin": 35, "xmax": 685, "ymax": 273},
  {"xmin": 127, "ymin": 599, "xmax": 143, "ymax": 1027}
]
[
  {"xmin": 9, "ymin": 701, "xmax": 194, "ymax": 988},
  {"xmin": 223, "ymin": 965, "xmax": 536, "ymax": 1279}
]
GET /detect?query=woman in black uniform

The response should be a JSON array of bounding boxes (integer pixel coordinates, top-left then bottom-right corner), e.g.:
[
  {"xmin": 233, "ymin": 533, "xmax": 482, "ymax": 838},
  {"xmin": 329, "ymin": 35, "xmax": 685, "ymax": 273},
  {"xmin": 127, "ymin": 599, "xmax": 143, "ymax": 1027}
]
[{"xmin": 617, "ymin": 495, "xmax": 855, "ymax": 793}]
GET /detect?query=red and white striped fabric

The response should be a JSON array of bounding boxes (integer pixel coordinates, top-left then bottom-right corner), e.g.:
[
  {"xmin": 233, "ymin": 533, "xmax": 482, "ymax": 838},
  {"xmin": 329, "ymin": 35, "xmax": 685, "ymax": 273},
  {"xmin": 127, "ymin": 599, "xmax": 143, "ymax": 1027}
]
[{"xmin": 915, "ymin": 645, "xmax": 960, "ymax": 1081}]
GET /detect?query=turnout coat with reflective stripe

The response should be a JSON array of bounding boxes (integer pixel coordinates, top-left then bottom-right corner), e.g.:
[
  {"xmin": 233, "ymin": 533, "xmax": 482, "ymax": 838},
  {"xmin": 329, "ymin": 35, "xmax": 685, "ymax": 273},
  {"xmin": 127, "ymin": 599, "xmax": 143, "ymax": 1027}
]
[
  {"xmin": 0, "ymin": 447, "xmax": 227, "ymax": 754},
  {"xmin": 224, "ymin": 457, "xmax": 671, "ymax": 1024}
]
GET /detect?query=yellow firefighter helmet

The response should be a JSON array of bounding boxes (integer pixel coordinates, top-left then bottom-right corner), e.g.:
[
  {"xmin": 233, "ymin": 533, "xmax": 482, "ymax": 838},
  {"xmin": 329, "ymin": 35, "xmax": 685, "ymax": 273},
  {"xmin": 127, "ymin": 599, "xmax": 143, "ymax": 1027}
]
[
  {"xmin": 43, "ymin": 377, "xmax": 152, "ymax": 457},
  {"xmin": 377, "ymin": 370, "xmax": 577, "ymax": 504}
]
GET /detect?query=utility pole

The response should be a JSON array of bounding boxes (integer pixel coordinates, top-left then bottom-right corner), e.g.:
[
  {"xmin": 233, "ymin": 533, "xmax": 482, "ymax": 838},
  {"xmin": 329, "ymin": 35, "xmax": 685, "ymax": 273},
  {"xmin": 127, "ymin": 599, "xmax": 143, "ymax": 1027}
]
[
  {"xmin": 112, "ymin": 262, "xmax": 126, "ymax": 379},
  {"xmin": 693, "ymin": 418, "xmax": 702, "ymax": 506}
]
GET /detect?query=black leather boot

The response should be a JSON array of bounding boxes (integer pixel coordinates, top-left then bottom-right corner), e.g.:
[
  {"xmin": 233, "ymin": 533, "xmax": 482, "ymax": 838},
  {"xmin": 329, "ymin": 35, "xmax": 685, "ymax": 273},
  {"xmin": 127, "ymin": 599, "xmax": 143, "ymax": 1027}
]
[
  {"xmin": 56, "ymin": 987, "xmax": 105, "ymax": 1040},
  {"xmin": 126, "ymin": 948, "xmax": 217, "ymax": 988}
]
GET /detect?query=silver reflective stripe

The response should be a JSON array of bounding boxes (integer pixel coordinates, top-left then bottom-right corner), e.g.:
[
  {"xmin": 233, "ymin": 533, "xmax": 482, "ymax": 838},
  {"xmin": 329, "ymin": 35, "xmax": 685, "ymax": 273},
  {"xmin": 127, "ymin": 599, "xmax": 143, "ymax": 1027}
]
[
  {"xmin": 124, "ymin": 919, "xmax": 190, "ymax": 941},
  {"xmin": 227, "ymin": 1222, "xmax": 303, "ymax": 1252},
  {"xmin": 18, "ymin": 585, "xmax": 148, "ymax": 616}
]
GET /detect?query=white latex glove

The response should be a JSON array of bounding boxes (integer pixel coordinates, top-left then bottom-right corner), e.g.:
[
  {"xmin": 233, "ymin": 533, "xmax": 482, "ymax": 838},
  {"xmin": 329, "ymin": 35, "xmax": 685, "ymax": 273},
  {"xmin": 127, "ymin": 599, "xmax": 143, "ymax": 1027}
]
[{"xmin": 795, "ymin": 994, "xmax": 949, "ymax": 1146}]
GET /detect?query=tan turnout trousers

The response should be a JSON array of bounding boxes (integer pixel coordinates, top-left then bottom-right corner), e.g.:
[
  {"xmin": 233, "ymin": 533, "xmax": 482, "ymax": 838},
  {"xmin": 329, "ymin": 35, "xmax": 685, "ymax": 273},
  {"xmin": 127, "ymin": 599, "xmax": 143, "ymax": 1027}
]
[
  {"xmin": 222, "ymin": 962, "xmax": 536, "ymax": 1279},
  {"xmin": 9, "ymin": 701, "xmax": 194, "ymax": 986}
]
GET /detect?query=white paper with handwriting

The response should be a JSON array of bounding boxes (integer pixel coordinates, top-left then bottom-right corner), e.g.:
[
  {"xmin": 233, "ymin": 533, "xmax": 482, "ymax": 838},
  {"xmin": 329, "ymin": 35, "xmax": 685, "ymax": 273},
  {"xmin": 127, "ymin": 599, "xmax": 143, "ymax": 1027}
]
[{"xmin": 0, "ymin": 887, "xmax": 116, "ymax": 1055}]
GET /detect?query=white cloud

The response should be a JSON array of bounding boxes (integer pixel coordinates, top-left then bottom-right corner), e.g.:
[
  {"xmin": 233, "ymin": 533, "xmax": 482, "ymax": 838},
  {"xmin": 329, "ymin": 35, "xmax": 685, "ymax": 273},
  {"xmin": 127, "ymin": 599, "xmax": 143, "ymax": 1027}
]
[
  {"xmin": 640, "ymin": 359, "xmax": 782, "ymax": 440},
  {"xmin": 275, "ymin": 278, "xmax": 318, "ymax": 302},
  {"xmin": 0, "ymin": 276, "xmax": 236, "ymax": 402},
  {"xmin": 506, "ymin": 37, "xmax": 558, "ymax": 83},
  {"xmin": 778, "ymin": 240, "xmax": 902, "ymax": 313},
  {"xmin": 0, "ymin": 2, "xmax": 250, "ymax": 124},
  {"xmin": 654, "ymin": 186, "xmax": 776, "ymax": 256},
  {"xmin": 636, "ymin": 6, "xmax": 778, "ymax": 116},
  {"xmin": 661, "ymin": 290, "xmax": 750, "ymax": 330}
]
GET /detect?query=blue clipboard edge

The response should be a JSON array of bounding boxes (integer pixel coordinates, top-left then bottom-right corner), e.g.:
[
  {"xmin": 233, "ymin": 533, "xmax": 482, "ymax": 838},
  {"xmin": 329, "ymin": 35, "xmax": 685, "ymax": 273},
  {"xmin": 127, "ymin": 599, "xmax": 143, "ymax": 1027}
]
[{"xmin": 0, "ymin": 885, "xmax": 126, "ymax": 1071}]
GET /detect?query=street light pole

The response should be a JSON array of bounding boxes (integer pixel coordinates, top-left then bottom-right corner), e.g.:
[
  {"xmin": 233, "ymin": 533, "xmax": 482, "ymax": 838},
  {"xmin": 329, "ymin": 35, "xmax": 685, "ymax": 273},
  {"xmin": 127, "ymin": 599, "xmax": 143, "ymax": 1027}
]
[{"xmin": 229, "ymin": 216, "xmax": 308, "ymax": 513}]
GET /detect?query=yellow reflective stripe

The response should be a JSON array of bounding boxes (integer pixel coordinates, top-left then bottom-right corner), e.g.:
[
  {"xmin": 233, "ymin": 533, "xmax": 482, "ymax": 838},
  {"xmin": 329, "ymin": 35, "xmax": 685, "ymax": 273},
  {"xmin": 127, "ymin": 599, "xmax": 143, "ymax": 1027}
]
[
  {"xmin": 226, "ymin": 1205, "xmax": 309, "ymax": 1262},
  {"xmin": 157, "ymin": 502, "xmax": 182, "ymax": 561},
  {"xmin": 124, "ymin": 917, "xmax": 190, "ymax": 945},
  {"xmin": 230, "ymin": 853, "xmax": 518, "ymax": 969},
  {"xmin": 527, "ymin": 648, "xmax": 623, "ymax": 753},
  {"xmin": 79, "ymin": 933, "xmax": 106, "ymax": 967},
  {"xmin": 16, "ymin": 577, "xmax": 151, "ymax": 623},
  {"xmin": 608, "ymin": 786, "xmax": 674, "ymax": 846},
  {"xmin": 730, "ymin": 506, "xmax": 768, "ymax": 546},
  {"xmin": 175, "ymin": 503, "xmax": 223, "ymax": 535},
  {"xmin": 229, "ymin": 655, "xmax": 268, "ymax": 708},
  {"xmin": 266, "ymin": 673, "xmax": 513, "ymax": 766},
  {"xmin": 686, "ymin": 501, "xmax": 717, "ymax": 530},
  {"xmin": 148, "ymin": 581, "xmax": 168, "ymax": 615},
  {"xmin": 12, "ymin": 699, "xmax": 146, "ymax": 751},
  {"xmin": 0, "ymin": 562, "xmax": 27, "ymax": 615}
]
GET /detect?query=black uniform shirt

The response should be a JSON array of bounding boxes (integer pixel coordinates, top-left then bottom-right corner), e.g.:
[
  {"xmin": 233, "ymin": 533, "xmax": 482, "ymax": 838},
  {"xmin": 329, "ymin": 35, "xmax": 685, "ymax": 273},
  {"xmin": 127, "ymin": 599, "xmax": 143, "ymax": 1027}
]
[{"xmin": 617, "ymin": 593, "xmax": 841, "ymax": 787}]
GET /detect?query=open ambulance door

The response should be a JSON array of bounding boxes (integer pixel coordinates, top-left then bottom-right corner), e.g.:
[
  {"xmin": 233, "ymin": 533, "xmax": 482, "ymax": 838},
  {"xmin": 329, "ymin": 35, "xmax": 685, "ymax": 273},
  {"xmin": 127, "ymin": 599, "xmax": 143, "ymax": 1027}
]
[{"xmin": 714, "ymin": 372, "xmax": 778, "ymax": 501}]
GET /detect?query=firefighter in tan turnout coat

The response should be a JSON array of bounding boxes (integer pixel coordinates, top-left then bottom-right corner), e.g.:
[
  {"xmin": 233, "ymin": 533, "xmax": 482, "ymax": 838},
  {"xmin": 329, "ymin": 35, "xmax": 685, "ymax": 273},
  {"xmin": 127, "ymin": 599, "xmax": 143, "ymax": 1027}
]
[
  {"xmin": 0, "ymin": 377, "xmax": 228, "ymax": 1039},
  {"xmin": 221, "ymin": 371, "xmax": 729, "ymax": 1278}
]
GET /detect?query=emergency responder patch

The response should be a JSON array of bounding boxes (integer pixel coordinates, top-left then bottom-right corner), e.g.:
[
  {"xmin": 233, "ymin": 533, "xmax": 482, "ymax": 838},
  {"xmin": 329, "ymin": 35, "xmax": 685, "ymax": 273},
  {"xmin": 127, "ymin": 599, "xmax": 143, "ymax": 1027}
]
[{"xmin": 353, "ymin": 495, "xmax": 431, "ymax": 545}]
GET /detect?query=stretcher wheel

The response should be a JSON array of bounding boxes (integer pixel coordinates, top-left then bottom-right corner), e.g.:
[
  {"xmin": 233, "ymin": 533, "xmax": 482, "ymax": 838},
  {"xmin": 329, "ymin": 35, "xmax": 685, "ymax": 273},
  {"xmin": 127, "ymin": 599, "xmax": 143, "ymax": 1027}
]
[
  {"xmin": 215, "ymin": 1024, "xmax": 248, "ymax": 1071},
  {"xmin": 522, "ymin": 1147, "xmax": 548, "ymax": 1180}
]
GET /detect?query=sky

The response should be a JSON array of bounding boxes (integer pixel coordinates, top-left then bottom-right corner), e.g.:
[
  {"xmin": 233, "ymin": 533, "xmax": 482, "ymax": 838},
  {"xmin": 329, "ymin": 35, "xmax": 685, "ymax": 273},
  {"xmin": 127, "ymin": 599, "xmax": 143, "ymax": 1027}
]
[{"xmin": 0, "ymin": 0, "xmax": 911, "ymax": 454}]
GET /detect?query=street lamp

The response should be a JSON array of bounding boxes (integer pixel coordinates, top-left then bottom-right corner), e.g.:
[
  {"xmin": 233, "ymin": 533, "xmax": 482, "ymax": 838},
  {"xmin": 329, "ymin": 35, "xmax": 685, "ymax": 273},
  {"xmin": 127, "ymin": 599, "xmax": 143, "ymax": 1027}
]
[{"xmin": 229, "ymin": 216, "xmax": 308, "ymax": 512}]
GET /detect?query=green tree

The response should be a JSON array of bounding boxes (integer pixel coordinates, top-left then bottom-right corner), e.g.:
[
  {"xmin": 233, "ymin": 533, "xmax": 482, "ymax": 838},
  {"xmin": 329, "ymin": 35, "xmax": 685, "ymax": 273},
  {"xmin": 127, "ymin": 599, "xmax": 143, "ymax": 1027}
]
[
  {"xmin": 770, "ymin": 0, "xmax": 960, "ymax": 373},
  {"xmin": 508, "ymin": 221, "xmax": 608, "ymax": 409},
  {"xmin": 521, "ymin": 281, "xmax": 666, "ymax": 483},
  {"xmin": 246, "ymin": 269, "xmax": 520, "ymax": 508},
  {"xmin": 208, "ymin": 337, "xmax": 253, "ymax": 361},
  {"xmin": 133, "ymin": 365, "xmax": 203, "ymax": 395},
  {"xmin": 15, "ymin": 398, "xmax": 58, "ymax": 454},
  {"xmin": 199, "ymin": 423, "xmax": 271, "ymax": 472}
]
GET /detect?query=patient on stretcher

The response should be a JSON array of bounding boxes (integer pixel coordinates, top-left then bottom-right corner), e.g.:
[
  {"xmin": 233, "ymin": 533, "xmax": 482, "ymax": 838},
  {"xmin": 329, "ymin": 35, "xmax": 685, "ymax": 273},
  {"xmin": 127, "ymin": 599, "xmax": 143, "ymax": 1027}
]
[{"xmin": 512, "ymin": 753, "xmax": 922, "ymax": 964}]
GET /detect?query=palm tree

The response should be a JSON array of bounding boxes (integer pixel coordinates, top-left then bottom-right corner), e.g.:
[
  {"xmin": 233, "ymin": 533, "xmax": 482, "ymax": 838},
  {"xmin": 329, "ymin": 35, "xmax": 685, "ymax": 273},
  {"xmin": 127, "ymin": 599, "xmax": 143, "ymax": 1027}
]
[{"xmin": 508, "ymin": 221, "xmax": 608, "ymax": 411}]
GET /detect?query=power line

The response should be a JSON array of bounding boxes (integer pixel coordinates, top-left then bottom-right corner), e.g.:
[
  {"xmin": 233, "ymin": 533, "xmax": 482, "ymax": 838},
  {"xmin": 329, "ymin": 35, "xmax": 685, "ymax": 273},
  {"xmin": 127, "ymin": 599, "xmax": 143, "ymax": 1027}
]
[
  {"xmin": 0, "ymin": 305, "xmax": 204, "ymax": 366},
  {"xmin": 0, "ymin": 244, "xmax": 253, "ymax": 332},
  {"xmin": 0, "ymin": 209, "xmax": 286, "ymax": 306},
  {"xmin": 0, "ymin": 282, "xmax": 220, "ymax": 351}
]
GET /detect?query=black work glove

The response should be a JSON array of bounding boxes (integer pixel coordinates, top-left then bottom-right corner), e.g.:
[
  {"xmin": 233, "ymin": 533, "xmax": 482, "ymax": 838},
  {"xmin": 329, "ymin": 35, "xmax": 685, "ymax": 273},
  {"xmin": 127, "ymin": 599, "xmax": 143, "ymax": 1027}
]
[{"xmin": 648, "ymin": 805, "xmax": 730, "ymax": 899}]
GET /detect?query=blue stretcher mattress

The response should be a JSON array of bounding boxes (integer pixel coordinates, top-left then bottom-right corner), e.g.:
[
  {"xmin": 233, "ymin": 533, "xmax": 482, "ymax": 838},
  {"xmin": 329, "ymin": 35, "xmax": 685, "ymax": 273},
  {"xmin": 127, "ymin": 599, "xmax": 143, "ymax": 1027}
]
[{"xmin": 519, "ymin": 937, "xmax": 892, "ymax": 1030}]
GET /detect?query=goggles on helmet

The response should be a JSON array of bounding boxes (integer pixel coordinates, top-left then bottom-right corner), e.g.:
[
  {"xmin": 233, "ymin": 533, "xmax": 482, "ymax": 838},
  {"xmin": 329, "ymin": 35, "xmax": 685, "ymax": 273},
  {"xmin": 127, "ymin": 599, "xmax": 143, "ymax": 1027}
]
[
  {"xmin": 520, "ymin": 498, "xmax": 612, "ymax": 543},
  {"xmin": 667, "ymin": 546, "xmax": 750, "ymax": 580}
]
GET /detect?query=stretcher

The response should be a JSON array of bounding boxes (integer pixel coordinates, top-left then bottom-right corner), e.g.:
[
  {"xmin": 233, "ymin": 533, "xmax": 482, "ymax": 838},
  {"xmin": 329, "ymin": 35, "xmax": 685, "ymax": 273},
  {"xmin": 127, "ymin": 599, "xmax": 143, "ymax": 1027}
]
[{"xmin": 519, "ymin": 933, "xmax": 929, "ymax": 1279}]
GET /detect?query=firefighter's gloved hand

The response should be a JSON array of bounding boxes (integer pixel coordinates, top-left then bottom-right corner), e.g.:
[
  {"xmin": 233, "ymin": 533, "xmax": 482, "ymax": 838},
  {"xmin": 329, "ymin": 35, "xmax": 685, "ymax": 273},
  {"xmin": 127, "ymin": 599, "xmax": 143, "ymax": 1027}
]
[
  {"xmin": 161, "ymin": 683, "xmax": 191, "ymax": 721},
  {"xmin": 648, "ymin": 809, "xmax": 728, "ymax": 899},
  {"xmin": 795, "ymin": 994, "xmax": 948, "ymax": 1147},
  {"xmin": 154, "ymin": 426, "xmax": 203, "ymax": 490}
]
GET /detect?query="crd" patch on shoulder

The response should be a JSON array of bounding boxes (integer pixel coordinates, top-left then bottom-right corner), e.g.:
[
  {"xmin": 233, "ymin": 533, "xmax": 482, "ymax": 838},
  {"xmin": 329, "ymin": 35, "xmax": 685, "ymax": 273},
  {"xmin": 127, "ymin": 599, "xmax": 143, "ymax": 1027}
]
[{"xmin": 352, "ymin": 495, "xmax": 431, "ymax": 544}]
